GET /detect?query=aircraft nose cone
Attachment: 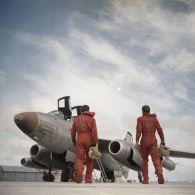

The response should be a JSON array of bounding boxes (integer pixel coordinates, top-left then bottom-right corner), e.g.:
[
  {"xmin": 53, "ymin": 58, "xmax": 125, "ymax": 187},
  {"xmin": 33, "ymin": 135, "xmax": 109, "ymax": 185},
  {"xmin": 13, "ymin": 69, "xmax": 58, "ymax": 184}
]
[{"xmin": 14, "ymin": 112, "xmax": 38, "ymax": 134}]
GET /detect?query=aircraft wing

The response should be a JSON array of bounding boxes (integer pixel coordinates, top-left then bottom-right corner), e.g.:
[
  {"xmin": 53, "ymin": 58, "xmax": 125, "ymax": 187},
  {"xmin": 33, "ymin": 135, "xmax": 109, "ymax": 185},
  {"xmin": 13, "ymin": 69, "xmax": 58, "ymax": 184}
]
[{"xmin": 169, "ymin": 149, "xmax": 195, "ymax": 159}]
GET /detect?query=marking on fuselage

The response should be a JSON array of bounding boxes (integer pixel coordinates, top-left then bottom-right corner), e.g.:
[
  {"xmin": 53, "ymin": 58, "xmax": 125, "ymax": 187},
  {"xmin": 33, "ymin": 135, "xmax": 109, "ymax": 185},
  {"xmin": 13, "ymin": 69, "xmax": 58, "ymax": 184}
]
[{"xmin": 40, "ymin": 120, "xmax": 55, "ymax": 137}]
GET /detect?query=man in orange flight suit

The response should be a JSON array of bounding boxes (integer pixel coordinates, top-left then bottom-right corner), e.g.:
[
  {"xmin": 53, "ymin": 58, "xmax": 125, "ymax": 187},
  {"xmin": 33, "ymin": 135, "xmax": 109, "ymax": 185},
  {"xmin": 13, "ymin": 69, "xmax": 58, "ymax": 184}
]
[
  {"xmin": 136, "ymin": 105, "xmax": 165, "ymax": 184},
  {"xmin": 71, "ymin": 105, "xmax": 98, "ymax": 183}
]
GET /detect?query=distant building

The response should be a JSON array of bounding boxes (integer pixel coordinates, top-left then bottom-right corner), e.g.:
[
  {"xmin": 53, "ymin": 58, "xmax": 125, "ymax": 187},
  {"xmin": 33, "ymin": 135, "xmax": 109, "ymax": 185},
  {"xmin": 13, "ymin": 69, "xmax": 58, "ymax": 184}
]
[{"xmin": 0, "ymin": 165, "xmax": 43, "ymax": 182}]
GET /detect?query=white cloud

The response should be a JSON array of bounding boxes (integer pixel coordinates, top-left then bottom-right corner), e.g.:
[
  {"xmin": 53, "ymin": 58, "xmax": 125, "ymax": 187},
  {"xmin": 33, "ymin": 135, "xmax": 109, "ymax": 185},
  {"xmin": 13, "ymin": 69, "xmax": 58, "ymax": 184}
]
[
  {"xmin": 15, "ymin": 28, "xmax": 193, "ymax": 143},
  {"xmin": 161, "ymin": 49, "xmax": 195, "ymax": 72},
  {"xmin": 13, "ymin": 0, "xmax": 193, "ymax": 141},
  {"xmin": 0, "ymin": 104, "xmax": 36, "ymax": 166}
]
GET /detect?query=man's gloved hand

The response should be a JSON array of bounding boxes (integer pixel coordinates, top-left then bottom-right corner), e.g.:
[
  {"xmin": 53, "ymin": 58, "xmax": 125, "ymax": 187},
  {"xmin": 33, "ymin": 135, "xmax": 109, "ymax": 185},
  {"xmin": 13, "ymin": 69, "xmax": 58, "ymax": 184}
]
[
  {"xmin": 88, "ymin": 144, "xmax": 102, "ymax": 159},
  {"xmin": 159, "ymin": 142, "xmax": 170, "ymax": 157}
]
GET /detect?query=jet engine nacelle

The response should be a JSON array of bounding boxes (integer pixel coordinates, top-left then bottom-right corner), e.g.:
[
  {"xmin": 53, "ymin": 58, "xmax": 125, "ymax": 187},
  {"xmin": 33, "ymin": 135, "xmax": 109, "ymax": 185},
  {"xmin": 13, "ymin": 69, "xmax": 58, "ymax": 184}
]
[
  {"xmin": 109, "ymin": 140, "xmax": 131, "ymax": 160},
  {"xmin": 108, "ymin": 140, "xmax": 141, "ymax": 171},
  {"xmin": 30, "ymin": 144, "xmax": 67, "ymax": 169},
  {"xmin": 161, "ymin": 158, "xmax": 176, "ymax": 171},
  {"xmin": 21, "ymin": 158, "xmax": 47, "ymax": 169}
]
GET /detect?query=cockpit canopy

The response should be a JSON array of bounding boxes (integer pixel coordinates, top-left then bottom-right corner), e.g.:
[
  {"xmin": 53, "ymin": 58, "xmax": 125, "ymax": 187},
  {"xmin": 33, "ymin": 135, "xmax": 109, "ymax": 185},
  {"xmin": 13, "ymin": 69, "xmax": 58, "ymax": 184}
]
[
  {"xmin": 48, "ymin": 96, "xmax": 83, "ymax": 120},
  {"xmin": 58, "ymin": 96, "xmax": 82, "ymax": 120},
  {"xmin": 48, "ymin": 110, "xmax": 64, "ymax": 118}
]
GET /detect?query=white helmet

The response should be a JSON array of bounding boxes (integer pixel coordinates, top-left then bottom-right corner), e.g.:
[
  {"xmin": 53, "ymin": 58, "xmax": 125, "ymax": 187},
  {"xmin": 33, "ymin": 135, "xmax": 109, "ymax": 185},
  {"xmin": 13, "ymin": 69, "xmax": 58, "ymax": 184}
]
[
  {"xmin": 88, "ymin": 148, "xmax": 97, "ymax": 159},
  {"xmin": 88, "ymin": 146, "xmax": 102, "ymax": 159}
]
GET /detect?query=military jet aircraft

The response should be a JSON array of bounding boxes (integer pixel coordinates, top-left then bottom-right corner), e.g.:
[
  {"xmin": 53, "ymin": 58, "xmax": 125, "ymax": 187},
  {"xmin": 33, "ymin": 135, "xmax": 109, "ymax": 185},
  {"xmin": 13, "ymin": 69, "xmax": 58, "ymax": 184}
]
[{"xmin": 14, "ymin": 96, "xmax": 195, "ymax": 182}]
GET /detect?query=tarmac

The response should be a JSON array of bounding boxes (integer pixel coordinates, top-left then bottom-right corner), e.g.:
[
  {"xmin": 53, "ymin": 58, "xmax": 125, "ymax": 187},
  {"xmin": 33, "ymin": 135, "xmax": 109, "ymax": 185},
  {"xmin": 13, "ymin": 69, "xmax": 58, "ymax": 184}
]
[{"xmin": 0, "ymin": 182, "xmax": 195, "ymax": 195}]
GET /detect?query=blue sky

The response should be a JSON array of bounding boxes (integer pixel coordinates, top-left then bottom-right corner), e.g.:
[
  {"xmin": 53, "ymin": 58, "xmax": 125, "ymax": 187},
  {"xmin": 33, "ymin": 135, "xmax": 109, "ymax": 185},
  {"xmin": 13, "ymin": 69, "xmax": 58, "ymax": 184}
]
[{"xmin": 0, "ymin": 0, "xmax": 195, "ymax": 181}]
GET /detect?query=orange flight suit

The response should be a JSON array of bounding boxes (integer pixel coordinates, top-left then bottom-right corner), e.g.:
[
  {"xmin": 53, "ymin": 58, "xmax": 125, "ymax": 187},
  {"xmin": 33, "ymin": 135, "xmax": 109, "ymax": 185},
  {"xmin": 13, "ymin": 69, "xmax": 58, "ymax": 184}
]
[
  {"xmin": 136, "ymin": 113, "xmax": 164, "ymax": 183},
  {"xmin": 71, "ymin": 111, "xmax": 98, "ymax": 183}
]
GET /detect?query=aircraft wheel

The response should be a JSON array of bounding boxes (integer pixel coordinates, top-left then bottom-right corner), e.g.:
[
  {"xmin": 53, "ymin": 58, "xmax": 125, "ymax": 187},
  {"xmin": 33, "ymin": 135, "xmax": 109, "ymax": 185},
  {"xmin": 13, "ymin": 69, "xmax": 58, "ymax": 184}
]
[
  {"xmin": 61, "ymin": 163, "xmax": 75, "ymax": 182},
  {"xmin": 43, "ymin": 172, "xmax": 55, "ymax": 182},
  {"xmin": 61, "ymin": 168, "xmax": 69, "ymax": 182},
  {"xmin": 102, "ymin": 171, "xmax": 115, "ymax": 183}
]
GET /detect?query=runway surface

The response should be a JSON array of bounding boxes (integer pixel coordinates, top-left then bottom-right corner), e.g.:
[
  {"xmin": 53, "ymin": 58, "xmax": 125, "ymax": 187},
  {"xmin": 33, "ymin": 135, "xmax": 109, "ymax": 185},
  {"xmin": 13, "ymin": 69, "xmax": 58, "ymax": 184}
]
[{"xmin": 0, "ymin": 182, "xmax": 195, "ymax": 195}]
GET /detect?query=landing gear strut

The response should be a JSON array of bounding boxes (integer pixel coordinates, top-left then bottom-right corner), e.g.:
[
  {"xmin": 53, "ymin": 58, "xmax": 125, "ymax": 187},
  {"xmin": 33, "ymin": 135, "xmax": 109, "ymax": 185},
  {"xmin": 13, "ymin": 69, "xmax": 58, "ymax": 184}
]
[
  {"xmin": 42, "ymin": 167, "xmax": 55, "ymax": 182},
  {"xmin": 61, "ymin": 162, "xmax": 75, "ymax": 182},
  {"xmin": 138, "ymin": 171, "xmax": 142, "ymax": 183}
]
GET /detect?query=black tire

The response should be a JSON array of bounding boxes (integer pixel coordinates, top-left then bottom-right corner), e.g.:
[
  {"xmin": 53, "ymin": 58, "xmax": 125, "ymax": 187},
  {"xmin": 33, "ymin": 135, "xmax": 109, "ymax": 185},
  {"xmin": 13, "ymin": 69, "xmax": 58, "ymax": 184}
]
[
  {"xmin": 102, "ymin": 171, "xmax": 115, "ymax": 183},
  {"xmin": 61, "ymin": 163, "xmax": 75, "ymax": 182},
  {"xmin": 43, "ymin": 173, "xmax": 55, "ymax": 182},
  {"xmin": 43, "ymin": 174, "xmax": 47, "ymax": 182},
  {"xmin": 61, "ymin": 168, "xmax": 69, "ymax": 182},
  {"xmin": 107, "ymin": 171, "xmax": 115, "ymax": 183}
]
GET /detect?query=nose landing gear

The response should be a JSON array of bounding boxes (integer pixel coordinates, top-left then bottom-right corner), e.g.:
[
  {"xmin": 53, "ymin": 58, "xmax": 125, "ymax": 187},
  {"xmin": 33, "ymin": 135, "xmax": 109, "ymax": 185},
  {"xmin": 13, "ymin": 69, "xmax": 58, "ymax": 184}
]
[{"xmin": 42, "ymin": 167, "xmax": 55, "ymax": 182}]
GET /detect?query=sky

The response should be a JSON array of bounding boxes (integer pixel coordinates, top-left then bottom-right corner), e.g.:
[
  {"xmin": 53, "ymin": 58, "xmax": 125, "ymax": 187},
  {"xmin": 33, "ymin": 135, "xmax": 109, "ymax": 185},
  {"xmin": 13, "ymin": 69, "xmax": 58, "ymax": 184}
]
[{"xmin": 0, "ymin": 0, "xmax": 195, "ymax": 182}]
